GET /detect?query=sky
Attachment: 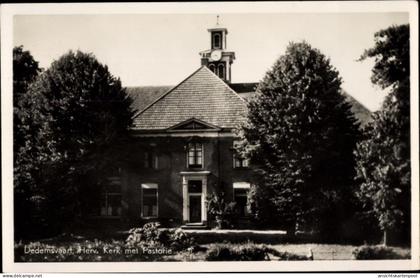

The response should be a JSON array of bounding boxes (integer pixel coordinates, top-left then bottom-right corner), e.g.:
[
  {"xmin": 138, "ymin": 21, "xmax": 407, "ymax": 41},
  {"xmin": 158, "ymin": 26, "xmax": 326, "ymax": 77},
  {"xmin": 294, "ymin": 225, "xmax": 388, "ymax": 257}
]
[{"xmin": 14, "ymin": 13, "xmax": 409, "ymax": 111}]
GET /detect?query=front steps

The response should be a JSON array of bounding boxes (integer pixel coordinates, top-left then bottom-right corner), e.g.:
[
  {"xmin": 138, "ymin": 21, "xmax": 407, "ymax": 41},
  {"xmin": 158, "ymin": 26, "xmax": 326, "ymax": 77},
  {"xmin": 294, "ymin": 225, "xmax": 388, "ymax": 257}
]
[{"xmin": 181, "ymin": 222, "xmax": 208, "ymax": 230}]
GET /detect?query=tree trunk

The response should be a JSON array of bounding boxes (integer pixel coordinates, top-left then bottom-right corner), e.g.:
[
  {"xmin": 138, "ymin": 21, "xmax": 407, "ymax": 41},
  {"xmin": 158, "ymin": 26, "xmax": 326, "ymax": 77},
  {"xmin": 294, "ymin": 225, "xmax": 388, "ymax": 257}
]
[{"xmin": 383, "ymin": 230, "xmax": 388, "ymax": 246}]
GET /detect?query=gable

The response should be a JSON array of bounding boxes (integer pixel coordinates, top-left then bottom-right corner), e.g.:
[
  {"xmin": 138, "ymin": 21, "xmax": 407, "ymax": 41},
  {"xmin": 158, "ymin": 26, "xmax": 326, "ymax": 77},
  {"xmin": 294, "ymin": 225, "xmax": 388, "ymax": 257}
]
[
  {"xmin": 132, "ymin": 66, "xmax": 247, "ymax": 131},
  {"xmin": 168, "ymin": 118, "xmax": 221, "ymax": 131}
]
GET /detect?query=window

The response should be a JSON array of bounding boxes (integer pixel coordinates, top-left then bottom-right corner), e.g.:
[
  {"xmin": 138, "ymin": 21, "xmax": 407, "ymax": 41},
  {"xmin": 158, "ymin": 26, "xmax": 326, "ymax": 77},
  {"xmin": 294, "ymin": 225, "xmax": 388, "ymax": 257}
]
[
  {"xmin": 144, "ymin": 151, "xmax": 158, "ymax": 169},
  {"xmin": 101, "ymin": 192, "xmax": 122, "ymax": 217},
  {"xmin": 213, "ymin": 33, "xmax": 221, "ymax": 49},
  {"xmin": 218, "ymin": 64, "xmax": 225, "ymax": 79},
  {"xmin": 142, "ymin": 183, "xmax": 158, "ymax": 218},
  {"xmin": 233, "ymin": 154, "xmax": 249, "ymax": 168},
  {"xmin": 100, "ymin": 171, "xmax": 122, "ymax": 217},
  {"xmin": 187, "ymin": 143, "xmax": 203, "ymax": 168},
  {"xmin": 233, "ymin": 182, "xmax": 251, "ymax": 217}
]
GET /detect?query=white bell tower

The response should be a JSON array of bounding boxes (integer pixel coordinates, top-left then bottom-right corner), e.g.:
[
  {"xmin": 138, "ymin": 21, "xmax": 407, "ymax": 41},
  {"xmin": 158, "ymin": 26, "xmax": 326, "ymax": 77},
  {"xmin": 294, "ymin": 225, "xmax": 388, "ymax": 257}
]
[{"xmin": 199, "ymin": 16, "xmax": 235, "ymax": 83}]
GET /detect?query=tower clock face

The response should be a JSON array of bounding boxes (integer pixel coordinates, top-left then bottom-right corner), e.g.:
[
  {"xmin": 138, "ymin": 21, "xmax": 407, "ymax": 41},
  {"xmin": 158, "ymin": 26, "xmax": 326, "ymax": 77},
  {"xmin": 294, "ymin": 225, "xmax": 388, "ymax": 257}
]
[{"xmin": 210, "ymin": 50, "xmax": 222, "ymax": 61}]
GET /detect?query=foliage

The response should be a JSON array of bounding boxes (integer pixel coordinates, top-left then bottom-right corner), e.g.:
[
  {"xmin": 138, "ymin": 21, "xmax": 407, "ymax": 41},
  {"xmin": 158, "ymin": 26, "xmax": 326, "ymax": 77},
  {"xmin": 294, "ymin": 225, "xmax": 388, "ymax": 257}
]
[
  {"xmin": 359, "ymin": 24, "xmax": 409, "ymax": 89},
  {"xmin": 352, "ymin": 245, "xmax": 410, "ymax": 260},
  {"xmin": 206, "ymin": 192, "xmax": 237, "ymax": 228},
  {"xmin": 204, "ymin": 242, "xmax": 309, "ymax": 261},
  {"xmin": 205, "ymin": 242, "xmax": 270, "ymax": 261},
  {"xmin": 13, "ymin": 46, "xmax": 42, "ymax": 101},
  {"xmin": 355, "ymin": 24, "xmax": 410, "ymax": 245},
  {"xmin": 14, "ymin": 50, "xmax": 134, "ymax": 237},
  {"xmin": 269, "ymin": 248, "xmax": 311, "ymax": 260},
  {"xmin": 237, "ymin": 41, "xmax": 360, "ymax": 235},
  {"xmin": 13, "ymin": 46, "xmax": 43, "ymax": 192},
  {"xmin": 126, "ymin": 222, "xmax": 195, "ymax": 251},
  {"xmin": 13, "ymin": 46, "xmax": 51, "ymax": 238}
]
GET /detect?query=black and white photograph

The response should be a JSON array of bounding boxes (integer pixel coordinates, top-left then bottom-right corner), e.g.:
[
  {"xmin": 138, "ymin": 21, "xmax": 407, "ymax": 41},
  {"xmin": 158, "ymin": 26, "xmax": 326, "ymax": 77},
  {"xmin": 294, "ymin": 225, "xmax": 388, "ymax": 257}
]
[{"xmin": 1, "ymin": 1, "xmax": 419, "ymax": 273}]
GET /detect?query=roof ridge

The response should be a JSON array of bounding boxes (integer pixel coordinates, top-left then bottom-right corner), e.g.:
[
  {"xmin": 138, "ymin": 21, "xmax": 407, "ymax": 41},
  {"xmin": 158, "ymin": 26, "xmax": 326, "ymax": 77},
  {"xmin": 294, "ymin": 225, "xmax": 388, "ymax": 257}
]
[
  {"xmin": 132, "ymin": 66, "xmax": 207, "ymax": 119},
  {"xmin": 200, "ymin": 66, "xmax": 247, "ymax": 103}
]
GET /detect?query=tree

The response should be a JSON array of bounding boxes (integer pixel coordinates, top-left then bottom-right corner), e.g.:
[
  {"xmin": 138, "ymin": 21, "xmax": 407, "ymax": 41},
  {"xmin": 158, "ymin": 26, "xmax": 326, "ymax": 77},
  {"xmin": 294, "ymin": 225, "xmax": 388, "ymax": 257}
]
[
  {"xmin": 355, "ymin": 24, "xmax": 410, "ymax": 245},
  {"xmin": 359, "ymin": 24, "xmax": 409, "ymax": 89},
  {"xmin": 15, "ymin": 50, "xmax": 134, "ymax": 236},
  {"xmin": 13, "ymin": 46, "xmax": 41, "ymax": 100},
  {"xmin": 237, "ymin": 42, "xmax": 360, "ymax": 236},
  {"xmin": 13, "ymin": 46, "xmax": 47, "ymax": 238}
]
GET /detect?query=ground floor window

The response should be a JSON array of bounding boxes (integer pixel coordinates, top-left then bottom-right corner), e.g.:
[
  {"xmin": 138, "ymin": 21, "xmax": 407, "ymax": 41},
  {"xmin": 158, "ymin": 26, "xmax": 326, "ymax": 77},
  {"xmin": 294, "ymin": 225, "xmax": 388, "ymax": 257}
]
[
  {"xmin": 142, "ymin": 183, "xmax": 158, "ymax": 218},
  {"xmin": 233, "ymin": 182, "xmax": 251, "ymax": 217},
  {"xmin": 100, "ymin": 173, "xmax": 122, "ymax": 217},
  {"xmin": 101, "ymin": 193, "xmax": 122, "ymax": 216}
]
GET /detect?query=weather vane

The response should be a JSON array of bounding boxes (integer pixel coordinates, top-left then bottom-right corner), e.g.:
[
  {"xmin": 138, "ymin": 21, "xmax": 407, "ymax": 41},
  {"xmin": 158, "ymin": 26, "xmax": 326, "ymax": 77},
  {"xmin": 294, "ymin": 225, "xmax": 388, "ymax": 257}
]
[{"xmin": 216, "ymin": 15, "xmax": 220, "ymax": 25}]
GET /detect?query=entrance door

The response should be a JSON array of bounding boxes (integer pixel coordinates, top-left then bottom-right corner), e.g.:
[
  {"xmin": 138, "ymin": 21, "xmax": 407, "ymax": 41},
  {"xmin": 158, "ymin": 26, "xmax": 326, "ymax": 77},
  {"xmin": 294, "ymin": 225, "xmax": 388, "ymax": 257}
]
[
  {"xmin": 189, "ymin": 195, "xmax": 202, "ymax": 222},
  {"xmin": 188, "ymin": 180, "xmax": 202, "ymax": 223}
]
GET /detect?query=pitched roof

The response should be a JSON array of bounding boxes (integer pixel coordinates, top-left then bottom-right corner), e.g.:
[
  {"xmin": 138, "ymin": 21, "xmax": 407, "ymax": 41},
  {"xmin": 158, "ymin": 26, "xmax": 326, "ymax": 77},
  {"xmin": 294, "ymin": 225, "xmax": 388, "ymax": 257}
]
[
  {"xmin": 343, "ymin": 93, "xmax": 372, "ymax": 126},
  {"xmin": 229, "ymin": 83, "xmax": 259, "ymax": 101},
  {"xmin": 131, "ymin": 66, "xmax": 247, "ymax": 130},
  {"xmin": 126, "ymin": 86, "xmax": 172, "ymax": 114},
  {"xmin": 127, "ymin": 77, "xmax": 372, "ymax": 131}
]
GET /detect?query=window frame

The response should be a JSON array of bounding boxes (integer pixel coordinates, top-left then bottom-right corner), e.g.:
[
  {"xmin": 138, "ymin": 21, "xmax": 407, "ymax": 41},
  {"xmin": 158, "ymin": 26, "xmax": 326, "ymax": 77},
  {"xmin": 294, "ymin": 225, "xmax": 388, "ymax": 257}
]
[
  {"xmin": 233, "ymin": 153, "xmax": 250, "ymax": 168},
  {"xmin": 144, "ymin": 151, "xmax": 159, "ymax": 169},
  {"xmin": 213, "ymin": 33, "xmax": 221, "ymax": 49},
  {"xmin": 100, "ymin": 191, "xmax": 122, "ymax": 218},
  {"xmin": 98, "ymin": 172, "xmax": 122, "ymax": 218},
  {"xmin": 233, "ymin": 182, "xmax": 251, "ymax": 218},
  {"xmin": 187, "ymin": 142, "xmax": 204, "ymax": 169},
  {"xmin": 141, "ymin": 183, "xmax": 159, "ymax": 219},
  {"xmin": 217, "ymin": 63, "xmax": 225, "ymax": 79},
  {"xmin": 209, "ymin": 64, "xmax": 215, "ymax": 74}
]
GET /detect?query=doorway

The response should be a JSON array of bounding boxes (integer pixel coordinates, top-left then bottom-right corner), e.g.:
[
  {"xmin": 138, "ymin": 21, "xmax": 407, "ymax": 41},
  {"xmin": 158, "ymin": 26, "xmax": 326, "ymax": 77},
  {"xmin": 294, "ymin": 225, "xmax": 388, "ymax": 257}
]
[{"xmin": 188, "ymin": 180, "xmax": 202, "ymax": 223}]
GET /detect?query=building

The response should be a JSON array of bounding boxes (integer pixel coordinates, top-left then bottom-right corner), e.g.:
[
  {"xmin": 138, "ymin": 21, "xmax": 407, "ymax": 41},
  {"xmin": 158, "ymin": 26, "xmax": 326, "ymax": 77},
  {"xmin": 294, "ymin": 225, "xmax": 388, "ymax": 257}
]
[{"xmin": 95, "ymin": 23, "xmax": 371, "ymax": 229}]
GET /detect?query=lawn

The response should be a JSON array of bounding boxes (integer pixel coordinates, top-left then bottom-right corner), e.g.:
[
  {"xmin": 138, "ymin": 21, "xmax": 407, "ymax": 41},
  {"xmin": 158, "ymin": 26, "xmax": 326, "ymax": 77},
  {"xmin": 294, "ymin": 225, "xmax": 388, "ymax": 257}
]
[{"xmin": 272, "ymin": 243, "xmax": 363, "ymax": 260}]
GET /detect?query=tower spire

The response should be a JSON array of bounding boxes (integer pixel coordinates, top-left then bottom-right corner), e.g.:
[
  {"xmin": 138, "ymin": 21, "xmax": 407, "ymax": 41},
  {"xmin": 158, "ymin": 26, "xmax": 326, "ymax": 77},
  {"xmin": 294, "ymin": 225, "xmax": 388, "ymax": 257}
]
[{"xmin": 216, "ymin": 15, "xmax": 220, "ymax": 26}]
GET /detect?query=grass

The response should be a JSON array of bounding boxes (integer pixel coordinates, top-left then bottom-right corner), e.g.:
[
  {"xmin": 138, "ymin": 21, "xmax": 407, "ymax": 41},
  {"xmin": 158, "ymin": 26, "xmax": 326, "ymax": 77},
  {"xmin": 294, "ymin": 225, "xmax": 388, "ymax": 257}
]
[{"xmin": 272, "ymin": 243, "xmax": 359, "ymax": 260}]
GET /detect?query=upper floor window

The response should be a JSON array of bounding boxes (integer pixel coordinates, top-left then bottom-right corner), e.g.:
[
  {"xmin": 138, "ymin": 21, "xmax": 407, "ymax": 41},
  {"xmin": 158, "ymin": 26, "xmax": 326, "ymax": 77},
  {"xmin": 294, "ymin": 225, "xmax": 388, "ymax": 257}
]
[
  {"xmin": 108, "ymin": 166, "xmax": 121, "ymax": 178},
  {"xmin": 233, "ymin": 154, "xmax": 249, "ymax": 168},
  {"xmin": 187, "ymin": 143, "xmax": 203, "ymax": 168},
  {"xmin": 213, "ymin": 33, "xmax": 221, "ymax": 49},
  {"xmin": 144, "ymin": 151, "xmax": 159, "ymax": 169}
]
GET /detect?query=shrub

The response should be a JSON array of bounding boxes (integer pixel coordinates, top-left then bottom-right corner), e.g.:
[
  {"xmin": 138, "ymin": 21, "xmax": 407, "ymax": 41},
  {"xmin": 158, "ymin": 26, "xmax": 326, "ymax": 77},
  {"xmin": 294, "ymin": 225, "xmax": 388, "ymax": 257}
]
[
  {"xmin": 204, "ymin": 242, "xmax": 310, "ymax": 261},
  {"xmin": 126, "ymin": 222, "xmax": 171, "ymax": 247},
  {"xmin": 126, "ymin": 222, "xmax": 195, "ymax": 251},
  {"xmin": 207, "ymin": 192, "xmax": 237, "ymax": 229},
  {"xmin": 170, "ymin": 228, "xmax": 196, "ymax": 250},
  {"xmin": 352, "ymin": 245, "xmax": 410, "ymax": 260},
  {"xmin": 205, "ymin": 243, "xmax": 270, "ymax": 261},
  {"xmin": 269, "ymin": 249, "xmax": 310, "ymax": 260}
]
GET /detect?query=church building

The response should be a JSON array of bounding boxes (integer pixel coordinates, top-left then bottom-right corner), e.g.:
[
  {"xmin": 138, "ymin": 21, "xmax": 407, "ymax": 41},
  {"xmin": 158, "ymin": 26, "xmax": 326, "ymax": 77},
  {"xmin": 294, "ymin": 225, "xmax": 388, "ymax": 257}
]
[{"xmin": 94, "ymin": 23, "xmax": 371, "ymax": 229}]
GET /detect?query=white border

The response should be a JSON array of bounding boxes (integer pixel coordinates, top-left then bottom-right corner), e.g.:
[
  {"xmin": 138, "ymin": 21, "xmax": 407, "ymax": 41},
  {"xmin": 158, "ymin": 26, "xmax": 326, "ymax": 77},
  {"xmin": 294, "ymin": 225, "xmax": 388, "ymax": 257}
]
[{"xmin": 1, "ymin": 1, "xmax": 419, "ymax": 273}]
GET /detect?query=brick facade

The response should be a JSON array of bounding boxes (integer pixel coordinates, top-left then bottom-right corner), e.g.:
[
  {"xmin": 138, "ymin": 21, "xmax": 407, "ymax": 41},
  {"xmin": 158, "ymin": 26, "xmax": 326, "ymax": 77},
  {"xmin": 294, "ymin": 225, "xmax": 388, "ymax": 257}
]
[{"xmin": 120, "ymin": 133, "xmax": 254, "ymax": 227}]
